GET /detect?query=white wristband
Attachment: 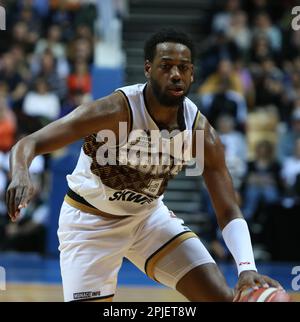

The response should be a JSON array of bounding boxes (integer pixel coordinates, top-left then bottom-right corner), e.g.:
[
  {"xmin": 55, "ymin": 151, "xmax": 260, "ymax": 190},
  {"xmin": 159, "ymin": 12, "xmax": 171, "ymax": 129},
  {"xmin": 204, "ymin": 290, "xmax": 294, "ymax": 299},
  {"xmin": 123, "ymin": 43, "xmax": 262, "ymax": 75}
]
[{"xmin": 222, "ymin": 218, "xmax": 257, "ymax": 275}]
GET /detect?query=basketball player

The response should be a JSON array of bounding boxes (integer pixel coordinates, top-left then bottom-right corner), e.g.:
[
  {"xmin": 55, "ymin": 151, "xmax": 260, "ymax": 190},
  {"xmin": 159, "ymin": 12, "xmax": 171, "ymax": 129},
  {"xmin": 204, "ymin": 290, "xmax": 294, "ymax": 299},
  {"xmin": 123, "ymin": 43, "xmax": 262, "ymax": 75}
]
[{"xmin": 6, "ymin": 29, "xmax": 282, "ymax": 302}]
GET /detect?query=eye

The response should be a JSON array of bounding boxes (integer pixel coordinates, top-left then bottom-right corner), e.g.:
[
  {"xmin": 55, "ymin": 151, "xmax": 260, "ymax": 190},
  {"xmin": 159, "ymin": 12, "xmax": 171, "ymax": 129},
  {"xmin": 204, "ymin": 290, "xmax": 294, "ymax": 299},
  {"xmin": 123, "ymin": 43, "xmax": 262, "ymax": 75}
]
[
  {"xmin": 178, "ymin": 64, "xmax": 189, "ymax": 72},
  {"xmin": 160, "ymin": 64, "xmax": 171, "ymax": 70}
]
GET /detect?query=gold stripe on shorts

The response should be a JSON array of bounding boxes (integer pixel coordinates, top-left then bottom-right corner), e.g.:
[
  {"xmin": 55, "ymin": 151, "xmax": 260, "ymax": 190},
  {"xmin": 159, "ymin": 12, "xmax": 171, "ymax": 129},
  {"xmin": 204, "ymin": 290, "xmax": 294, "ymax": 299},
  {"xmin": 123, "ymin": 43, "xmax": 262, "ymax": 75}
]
[
  {"xmin": 145, "ymin": 231, "xmax": 198, "ymax": 281},
  {"xmin": 64, "ymin": 194, "xmax": 129, "ymax": 219},
  {"xmin": 64, "ymin": 195, "xmax": 106, "ymax": 216}
]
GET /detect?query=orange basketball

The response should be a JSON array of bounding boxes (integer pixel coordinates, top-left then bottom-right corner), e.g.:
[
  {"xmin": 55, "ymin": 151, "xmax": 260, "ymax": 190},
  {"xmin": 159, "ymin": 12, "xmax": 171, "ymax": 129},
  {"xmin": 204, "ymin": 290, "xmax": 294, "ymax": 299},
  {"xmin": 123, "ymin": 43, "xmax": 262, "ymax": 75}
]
[{"xmin": 235, "ymin": 287, "xmax": 292, "ymax": 302}]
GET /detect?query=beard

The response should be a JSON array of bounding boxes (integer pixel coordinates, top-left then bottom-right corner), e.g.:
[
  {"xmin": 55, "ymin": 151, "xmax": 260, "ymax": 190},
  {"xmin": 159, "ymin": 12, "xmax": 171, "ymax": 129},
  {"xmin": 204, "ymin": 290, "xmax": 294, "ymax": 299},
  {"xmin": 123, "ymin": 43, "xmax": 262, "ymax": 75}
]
[{"xmin": 150, "ymin": 77, "xmax": 190, "ymax": 107}]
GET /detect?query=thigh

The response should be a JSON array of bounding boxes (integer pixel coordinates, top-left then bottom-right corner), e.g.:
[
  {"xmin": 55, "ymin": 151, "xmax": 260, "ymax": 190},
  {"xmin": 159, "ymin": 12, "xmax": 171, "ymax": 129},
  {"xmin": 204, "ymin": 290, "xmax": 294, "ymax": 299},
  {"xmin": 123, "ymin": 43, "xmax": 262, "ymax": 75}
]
[
  {"xmin": 58, "ymin": 201, "xmax": 132, "ymax": 302},
  {"xmin": 126, "ymin": 205, "xmax": 207, "ymax": 284}
]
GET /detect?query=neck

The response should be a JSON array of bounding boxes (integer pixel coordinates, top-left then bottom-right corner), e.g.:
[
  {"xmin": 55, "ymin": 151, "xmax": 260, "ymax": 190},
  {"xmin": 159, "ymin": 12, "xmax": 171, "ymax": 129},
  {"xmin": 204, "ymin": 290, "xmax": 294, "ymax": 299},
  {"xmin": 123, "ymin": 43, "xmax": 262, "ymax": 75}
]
[{"xmin": 145, "ymin": 83, "xmax": 180, "ymax": 128}]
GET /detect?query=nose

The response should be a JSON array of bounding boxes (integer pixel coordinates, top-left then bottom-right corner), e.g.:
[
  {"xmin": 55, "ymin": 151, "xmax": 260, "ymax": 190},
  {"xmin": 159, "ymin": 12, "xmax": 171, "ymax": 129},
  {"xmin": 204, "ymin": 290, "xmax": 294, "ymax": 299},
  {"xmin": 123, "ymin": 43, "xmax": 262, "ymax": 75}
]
[{"xmin": 170, "ymin": 66, "xmax": 181, "ymax": 82}]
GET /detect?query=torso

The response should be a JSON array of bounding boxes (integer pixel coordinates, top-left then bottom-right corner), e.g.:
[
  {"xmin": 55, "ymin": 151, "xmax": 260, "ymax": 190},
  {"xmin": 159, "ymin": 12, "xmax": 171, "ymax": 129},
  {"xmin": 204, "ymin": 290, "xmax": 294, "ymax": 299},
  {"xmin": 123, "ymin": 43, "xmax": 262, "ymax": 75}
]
[{"xmin": 67, "ymin": 83, "xmax": 201, "ymax": 216}]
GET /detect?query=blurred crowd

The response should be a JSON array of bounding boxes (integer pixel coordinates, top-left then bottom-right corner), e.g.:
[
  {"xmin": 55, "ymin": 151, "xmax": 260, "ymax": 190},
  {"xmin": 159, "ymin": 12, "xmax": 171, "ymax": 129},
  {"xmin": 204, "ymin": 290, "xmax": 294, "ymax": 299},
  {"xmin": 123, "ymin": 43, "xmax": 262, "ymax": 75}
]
[
  {"xmin": 197, "ymin": 0, "xmax": 300, "ymax": 260},
  {"xmin": 0, "ymin": 0, "xmax": 126, "ymax": 254},
  {"xmin": 0, "ymin": 0, "xmax": 300, "ymax": 260}
]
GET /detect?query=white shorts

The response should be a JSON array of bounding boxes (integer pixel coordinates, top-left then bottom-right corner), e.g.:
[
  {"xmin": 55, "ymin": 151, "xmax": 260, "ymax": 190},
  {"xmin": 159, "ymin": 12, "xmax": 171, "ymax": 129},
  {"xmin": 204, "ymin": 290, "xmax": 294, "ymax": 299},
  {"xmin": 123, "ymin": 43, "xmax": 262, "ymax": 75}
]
[{"xmin": 58, "ymin": 201, "xmax": 215, "ymax": 301}]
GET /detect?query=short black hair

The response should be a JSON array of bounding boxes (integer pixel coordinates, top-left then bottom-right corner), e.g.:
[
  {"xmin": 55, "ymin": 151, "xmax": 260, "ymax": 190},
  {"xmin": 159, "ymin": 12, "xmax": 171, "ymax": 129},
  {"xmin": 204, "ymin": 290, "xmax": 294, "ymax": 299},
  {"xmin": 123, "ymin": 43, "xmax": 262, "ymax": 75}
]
[{"xmin": 144, "ymin": 28, "xmax": 195, "ymax": 63}]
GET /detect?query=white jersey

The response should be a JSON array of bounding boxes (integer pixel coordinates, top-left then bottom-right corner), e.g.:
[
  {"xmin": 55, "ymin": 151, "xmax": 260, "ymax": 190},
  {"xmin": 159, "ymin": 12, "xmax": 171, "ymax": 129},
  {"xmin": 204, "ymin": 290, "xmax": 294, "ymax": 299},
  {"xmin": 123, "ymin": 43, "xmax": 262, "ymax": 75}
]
[{"xmin": 67, "ymin": 83, "xmax": 201, "ymax": 216}]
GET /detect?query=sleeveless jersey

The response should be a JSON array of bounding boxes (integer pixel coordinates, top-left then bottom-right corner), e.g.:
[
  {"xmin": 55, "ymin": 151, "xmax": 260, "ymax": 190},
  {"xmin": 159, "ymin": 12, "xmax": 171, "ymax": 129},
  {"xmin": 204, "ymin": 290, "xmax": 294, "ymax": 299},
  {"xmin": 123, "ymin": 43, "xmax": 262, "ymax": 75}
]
[{"xmin": 67, "ymin": 83, "xmax": 201, "ymax": 216}]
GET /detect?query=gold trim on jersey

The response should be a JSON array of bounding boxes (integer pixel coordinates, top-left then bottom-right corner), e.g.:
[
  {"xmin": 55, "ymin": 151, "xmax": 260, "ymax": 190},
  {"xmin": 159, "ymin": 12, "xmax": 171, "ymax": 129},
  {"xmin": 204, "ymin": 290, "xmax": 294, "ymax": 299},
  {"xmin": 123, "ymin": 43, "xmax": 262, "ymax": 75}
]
[
  {"xmin": 64, "ymin": 195, "xmax": 127, "ymax": 219},
  {"xmin": 145, "ymin": 231, "xmax": 198, "ymax": 281},
  {"xmin": 192, "ymin": 110, "xmax": 201, "ymax": 132},
  {"xmin": 116, "ymin": 89, "xmax": 133, "ymax": 135}
]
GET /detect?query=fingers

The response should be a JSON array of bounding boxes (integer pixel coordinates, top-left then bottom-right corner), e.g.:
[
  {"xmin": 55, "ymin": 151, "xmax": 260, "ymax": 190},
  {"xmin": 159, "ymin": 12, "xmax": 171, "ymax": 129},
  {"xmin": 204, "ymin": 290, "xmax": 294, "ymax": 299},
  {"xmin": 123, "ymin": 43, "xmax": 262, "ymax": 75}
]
[
  {"xmin": 253, "ymin": 275, "xmax": 284, "ymax": 290},
  {"xmin": 263, "ymin": 276, "xmax": 284, "ymax": 290},
  {"xmin": 15, "ymin": 186, "xmax": 25, "ymax": 211},
  {"xmin": 6, "ymin": 186, "xmax": 16, "ymax": 220},
  {"xmin": 6, "ymin": 185, "xmax": 32, "ymax": 222},
  {"xmin": 18, "ymin": 186, "xmax": 31, "ymax": 209},
  {"xmin": 233, "ymin": 290, "xmax": 242, "ymax": 302},
  {"xmin": 254, "ymin": 276, "xmax": 269, "ymax": 289}
]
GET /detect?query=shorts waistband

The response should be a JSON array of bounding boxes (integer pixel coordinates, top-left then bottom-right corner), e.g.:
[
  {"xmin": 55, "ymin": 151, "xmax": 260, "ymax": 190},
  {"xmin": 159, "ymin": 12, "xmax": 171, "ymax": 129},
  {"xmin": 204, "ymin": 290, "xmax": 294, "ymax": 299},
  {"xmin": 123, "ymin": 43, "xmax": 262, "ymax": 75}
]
[{"xmin": 65, "ymin": 189, "xmax": 128, "ymax": 219}]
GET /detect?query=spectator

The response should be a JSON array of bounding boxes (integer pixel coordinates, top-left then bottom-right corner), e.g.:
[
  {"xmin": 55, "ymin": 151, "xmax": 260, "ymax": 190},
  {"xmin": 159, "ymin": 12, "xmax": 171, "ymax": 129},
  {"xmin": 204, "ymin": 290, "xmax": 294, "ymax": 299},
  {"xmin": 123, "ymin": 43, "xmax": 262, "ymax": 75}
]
[
  {"xmin": 67, "ymin": 60, "xmax": 91, "ymax": 94},
  {"xmin": 0, "ymin": 53, "xmax": 28, "ymax": 109},
  {"xmin": 245, "ymin": 0, "xmax": 284, "ymax": 24},
  {"xmin": 242, "ymin": 140, "xmax": 282, "ymax": 222},
  {"xmin": 200, "ymin": 30, "xmax": 241, "ymax": 79},
  {"xmin": 199, "ymin": 60, "xmax": 247, "ymax": 131},
  {"xmin": 281, "ymin": 137, "xmax": 300, "ymax": 195},
  {"xmin": 212, "ymin": 0, "xmax": 241, "ymax": 33},
  {"xmin": 228, "ymin": 10, "xmax": 252, "ymax": 53},
  {"xmin": 23, "ymin": 77, "xmax": 60, "ymax": 124},
  {"xmin": 68, "ymin": 36, "xmax": 94, "ymax": 66},
  {"xmin": 199, "ymin": 59, "xmax": 243, "ymax": 95},
  {"xmin": 31, "ymin": 50, "xmax": 67, "ymax": 100},
  {"xmin": 253, "ymin": 57, "xmax": 285, "ymax": 118},
  {"xmin": 0, "ymin": 95, "xmax": 16, "ymax": 152},
  {"xmin": 216, "ymin": 114, "xmax": 248, "ymax": 165},
  {"xmin": 234, "ymin": 59, "xmax": 256, "ymax": 109},
  {"xmin": 34, "ymin": 24, "xmax": 66, "ymax": 59},
  {"xmin": 249, "ymin": 35, "xmax": 275, "ymax": 64},
  {"xmin": 252, "ymin": 11, "xmax": 282, "ymax": 52},
  {"xmin": 277, "ymin": 107, "xmax": 300, "ymax": 163}
]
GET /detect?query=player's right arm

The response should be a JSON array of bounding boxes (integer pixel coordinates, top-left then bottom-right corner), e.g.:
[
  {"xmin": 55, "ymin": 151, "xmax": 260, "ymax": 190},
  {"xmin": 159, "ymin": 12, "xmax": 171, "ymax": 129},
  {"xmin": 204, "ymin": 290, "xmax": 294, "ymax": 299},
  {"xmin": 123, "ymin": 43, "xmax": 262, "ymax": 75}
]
[{"xmin": 6, "ymin": 91, "xmax": 128, "ymax": 221}]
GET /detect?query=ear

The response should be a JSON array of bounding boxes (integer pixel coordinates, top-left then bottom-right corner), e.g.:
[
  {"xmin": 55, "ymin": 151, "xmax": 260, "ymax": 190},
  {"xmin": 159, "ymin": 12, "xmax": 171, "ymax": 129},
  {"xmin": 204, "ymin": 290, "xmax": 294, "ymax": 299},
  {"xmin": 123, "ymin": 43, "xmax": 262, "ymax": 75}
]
[{"xmin": 144, "ymin": 60, "xmax": 151, "ymax": 79}]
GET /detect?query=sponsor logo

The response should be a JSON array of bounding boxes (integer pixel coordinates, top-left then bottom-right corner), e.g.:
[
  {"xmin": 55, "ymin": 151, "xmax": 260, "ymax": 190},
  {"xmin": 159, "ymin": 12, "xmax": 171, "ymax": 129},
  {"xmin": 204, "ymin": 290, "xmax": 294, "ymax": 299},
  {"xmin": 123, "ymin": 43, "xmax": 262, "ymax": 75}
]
[
  {"xmin": 73, "ymin": 291, "xmax": 101, "ymax": 300},
  {"xmin": 239, "ymin": 262, "xmax": 251, "ymax": 266},
  {"xmin": 108, "ymin": 190, "xmax": 155, "ymax": 204}
]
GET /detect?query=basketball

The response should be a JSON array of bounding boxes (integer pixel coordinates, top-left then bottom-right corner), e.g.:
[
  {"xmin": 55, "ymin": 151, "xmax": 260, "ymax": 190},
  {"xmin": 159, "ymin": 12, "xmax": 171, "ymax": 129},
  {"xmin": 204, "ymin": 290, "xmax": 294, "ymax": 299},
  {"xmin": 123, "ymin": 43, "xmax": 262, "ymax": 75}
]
[{"xmin": 235, "ymin": 287, "xmax": 292, "ymax": 302}]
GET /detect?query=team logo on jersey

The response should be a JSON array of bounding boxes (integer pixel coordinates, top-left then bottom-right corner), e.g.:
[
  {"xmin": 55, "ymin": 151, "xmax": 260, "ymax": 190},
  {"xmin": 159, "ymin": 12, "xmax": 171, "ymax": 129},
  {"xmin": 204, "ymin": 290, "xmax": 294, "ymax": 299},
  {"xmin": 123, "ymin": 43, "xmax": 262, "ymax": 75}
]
[{"xmin": 142, "ymin": 178, "xmax": 163, "ymax": 196}]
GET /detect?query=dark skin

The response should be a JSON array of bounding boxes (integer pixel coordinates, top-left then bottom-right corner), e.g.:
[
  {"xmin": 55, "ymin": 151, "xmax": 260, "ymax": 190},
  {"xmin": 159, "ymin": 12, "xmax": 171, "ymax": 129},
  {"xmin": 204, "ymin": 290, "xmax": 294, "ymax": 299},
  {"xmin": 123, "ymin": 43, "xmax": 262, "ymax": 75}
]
[{"xmin": 6, "ymin": 42, "xmax": 282, "ymax": 301}]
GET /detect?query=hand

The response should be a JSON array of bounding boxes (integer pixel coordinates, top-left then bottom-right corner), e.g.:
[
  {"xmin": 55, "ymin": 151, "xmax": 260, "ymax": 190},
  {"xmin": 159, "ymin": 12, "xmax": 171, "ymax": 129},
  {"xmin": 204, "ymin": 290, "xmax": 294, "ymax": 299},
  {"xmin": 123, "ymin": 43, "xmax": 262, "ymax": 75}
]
[
  {"xmin": 234, "ymin": 270, "xmax": 284, "ymax": 301},
  {"xmin": 6, "ymin": 174, "xmax": 35, "ymax": 222}
]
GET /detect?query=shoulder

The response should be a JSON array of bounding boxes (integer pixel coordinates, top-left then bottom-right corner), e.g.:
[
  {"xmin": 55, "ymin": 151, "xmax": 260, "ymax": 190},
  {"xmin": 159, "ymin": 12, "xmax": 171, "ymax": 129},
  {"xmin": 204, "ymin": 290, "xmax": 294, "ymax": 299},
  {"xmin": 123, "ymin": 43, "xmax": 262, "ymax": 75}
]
[
  {"xmin": 67, "ymin": 91, "xmax": 129, "ymax": 135},
  {"xmin": 115, "ymin": 83, "xmax": 145, "ymax": 98},
  {"xmin": 194, "ymin": 113, "xmax": 217, "ymax": 143},
  {"xmin": 91, "ymin": 91, "xmax": 128, "ymax": 117},
  {"xmin": 193, "ymin": 113, "xmax": 225, "ymax": 164}
]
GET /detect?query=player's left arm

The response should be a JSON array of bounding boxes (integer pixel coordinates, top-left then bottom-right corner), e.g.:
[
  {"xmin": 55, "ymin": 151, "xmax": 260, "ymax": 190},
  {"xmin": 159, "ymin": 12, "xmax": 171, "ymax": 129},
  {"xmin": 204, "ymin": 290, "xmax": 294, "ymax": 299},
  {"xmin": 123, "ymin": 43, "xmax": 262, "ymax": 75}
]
[{"xmin": 193, "ymin": 116, "xmax": 283, "ymax": 294}]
